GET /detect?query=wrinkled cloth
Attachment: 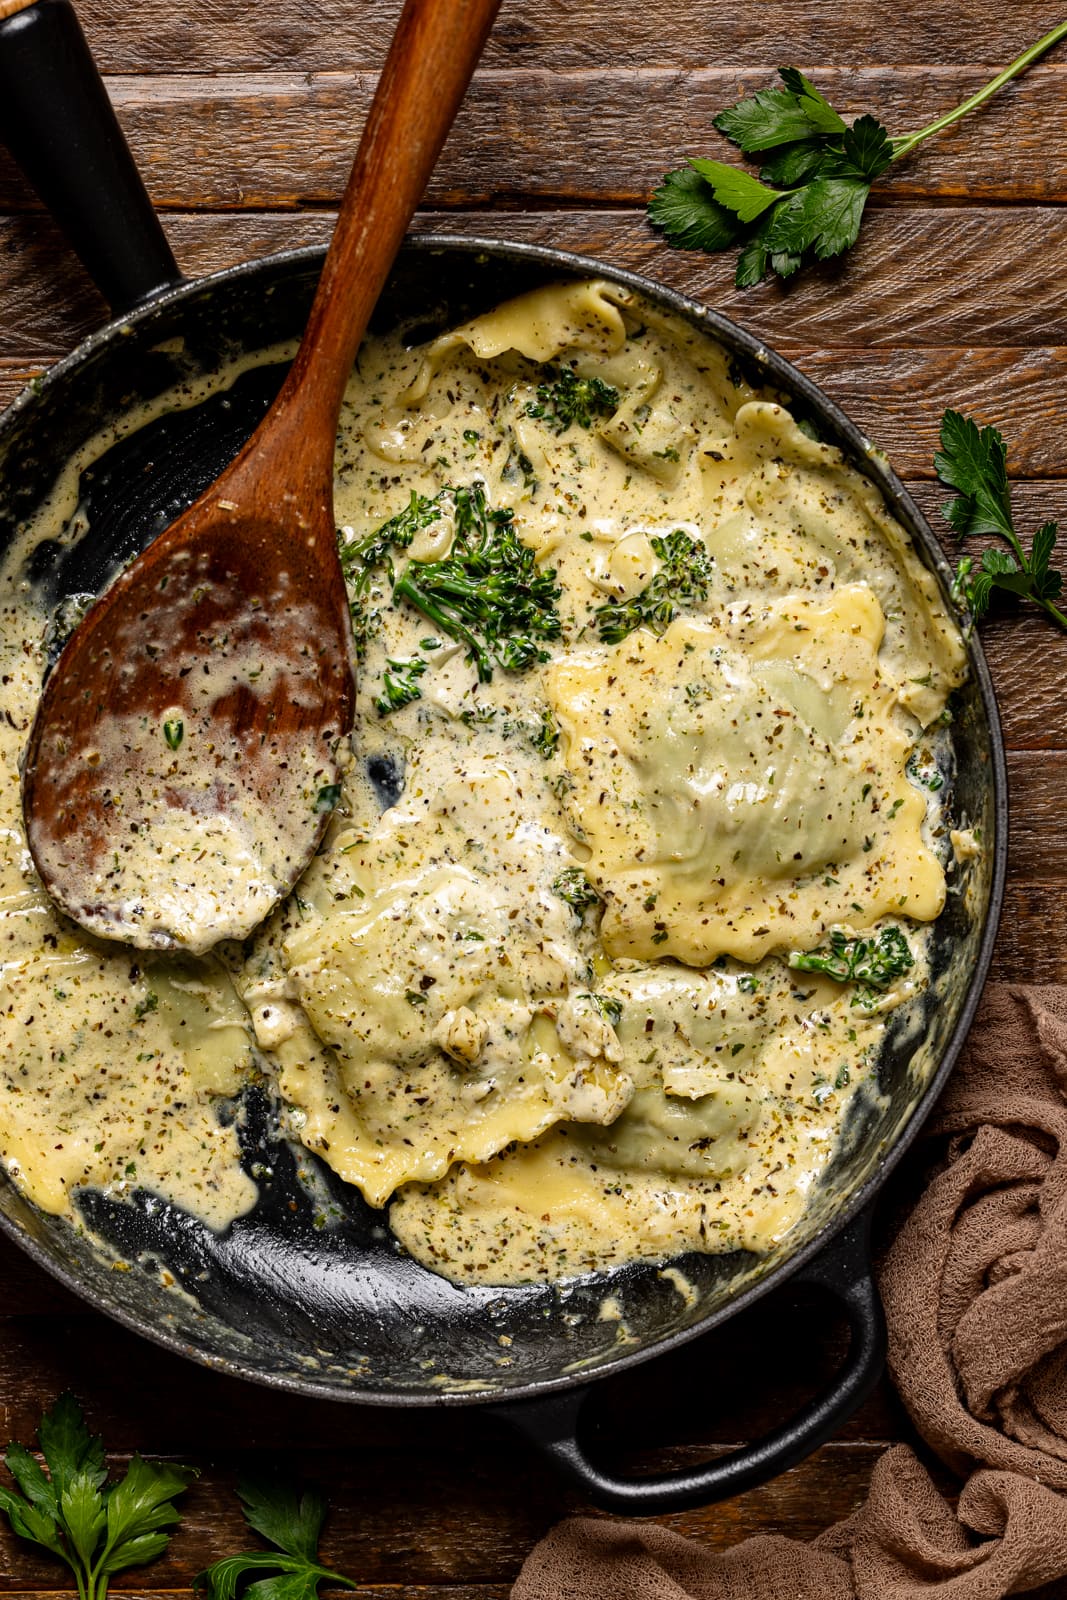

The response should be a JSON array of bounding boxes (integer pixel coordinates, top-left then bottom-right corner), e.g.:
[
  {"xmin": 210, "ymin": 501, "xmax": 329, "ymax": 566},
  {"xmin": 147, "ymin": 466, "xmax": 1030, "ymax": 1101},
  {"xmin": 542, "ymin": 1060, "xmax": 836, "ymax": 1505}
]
[
  {"xmin": 513, "ymin": 985, "xmax": 1067, "ymax": 1599},
  {"xmin": 883, "ymin": 985, "xmax": 1067, "ymax": 1490}
]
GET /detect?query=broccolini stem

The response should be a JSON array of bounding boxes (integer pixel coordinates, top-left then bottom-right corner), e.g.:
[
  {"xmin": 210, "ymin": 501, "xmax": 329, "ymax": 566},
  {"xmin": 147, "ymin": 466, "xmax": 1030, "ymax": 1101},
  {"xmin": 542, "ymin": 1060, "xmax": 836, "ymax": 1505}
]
[{"xmin": 392, "ymin": 572, "xmax": 492, "ymax": 679}]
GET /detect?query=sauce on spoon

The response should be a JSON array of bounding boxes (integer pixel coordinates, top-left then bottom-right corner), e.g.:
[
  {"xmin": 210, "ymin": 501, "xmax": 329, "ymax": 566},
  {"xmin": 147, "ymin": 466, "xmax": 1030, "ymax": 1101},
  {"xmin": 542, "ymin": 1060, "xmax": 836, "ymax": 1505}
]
[{"xmin": 20, "ymin": 0, "xmax": 502, "ymax": 953}]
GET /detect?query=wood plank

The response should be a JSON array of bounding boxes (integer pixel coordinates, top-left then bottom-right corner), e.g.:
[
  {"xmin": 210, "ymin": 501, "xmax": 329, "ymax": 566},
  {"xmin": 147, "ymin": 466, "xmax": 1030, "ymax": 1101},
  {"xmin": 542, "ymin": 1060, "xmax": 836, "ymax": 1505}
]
[
  {"xmin": 786, "ymin": 348, "xmax": 1067, "ymax": 477},
  {"xmin": 72, "ymin": 0, "xmax": 1067, "ymax": 73},
  {"xmin": 0, "ymin": 206, "xmax": 1064, "ymax": 359},
  {"xmin": 1005, "ymin": 752, "xmax": 1067, "ymax": 879},
  {"xmin": 957, "ymin": 606, "xmax": 1067, "ymax": 755},
  {"xmin": 0, "ymin": 344, "xmax": 1060, "ymax": 477},
  {"xmin": 0, "ymin": 1441, "xmax": 888, "ymax": 1586},
  {"xmin": 994, "ymin": 883, "xmax": 1067, "ymax": 984},
  {"xmin": 0, "ymin": 1247, "xmax": 82, "ymax": 1316},
  {"xmin": 0, "ymin": 1284, "xmax": 906, "ymax": 1451},
  {"xmin": 0, "ymin": 68, "xmax": 1063, "ymax": 213}
]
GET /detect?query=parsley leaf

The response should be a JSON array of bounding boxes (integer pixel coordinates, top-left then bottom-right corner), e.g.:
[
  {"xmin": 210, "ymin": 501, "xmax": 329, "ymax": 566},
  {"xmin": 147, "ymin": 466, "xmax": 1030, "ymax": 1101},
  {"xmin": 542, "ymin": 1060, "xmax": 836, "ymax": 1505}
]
[
  {"xmin": 763, "ymin": 175, "xmax": 870, "ymax": 262},
  {"xmin": 830, "ymin": 114, "xmax": 895, "ymax": 183},
  {"xmin": 196, "ymin": 1476, "xmax": 355, "ymax": 1600},
  {"xmin": 935, "ymin": 408, "xmax": 1014, "ymax": 541},
  {"xmin": 714, "ymin": 68, "xmax": 845, "ymax": 150},
  {"xmin": 759, "ymin": 139, "xmax": 826, "ymax": 188},
  {"xmin": 688, "ymin": 159, "xmax": 784, "ymax": 224},
  {"xmin": 646, "ymin": 165, "xmax": 741, "ymax": 254},
  {"xmin": 99, "ymin": 1455, "xmax": 193, "ymax": 1578},
  {"xmin": 650, "ymin": 23, "xmax": 1067, "ymax": 284},
  {"xmin": 0, "ymin": 1394, "xmax": 194, "ymax": 1600},
  {"xmin": 936, "ymin": 410, "xmax": 1066, "ymax": 629},
  {"xmin": 734, "ymin": 210, "xmax": 801, "ymax": 288}
]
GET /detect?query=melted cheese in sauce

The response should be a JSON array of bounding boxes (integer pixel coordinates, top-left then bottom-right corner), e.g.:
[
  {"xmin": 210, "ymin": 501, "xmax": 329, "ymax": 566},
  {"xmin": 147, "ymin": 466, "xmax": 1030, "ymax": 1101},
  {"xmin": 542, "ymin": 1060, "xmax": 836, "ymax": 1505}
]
[{"xmin": 0, "ymin": 279, "xmax": 967, "ymax": 1283}]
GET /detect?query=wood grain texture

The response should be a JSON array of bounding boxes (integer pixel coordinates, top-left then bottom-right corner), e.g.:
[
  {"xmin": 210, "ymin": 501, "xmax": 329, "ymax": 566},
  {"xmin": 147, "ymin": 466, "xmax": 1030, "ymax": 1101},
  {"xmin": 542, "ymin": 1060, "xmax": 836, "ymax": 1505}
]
[
  {"xmin": 0, "ymin": 206, "xmax": 1063, "ymax": 365},
  {"xmin": 1005, "ymin": 753, "xmax": 1067, "ymax": 877},
  {"xmin": 0, "ymin": 0, "xmax": 1063, "ymax": 1579},
  {"xmin": 0, "ymin": 67, "xmax": 1064, "ymax": 213},
  {"xmin": 993, "ymin": 885, "xmax": 1067, "ymax": 983},
  {"xmin": 786, "ymin": 348, "xmax": 1067, "ymax": 476},
  {"xmin": 0, "ymin": 348, "xmax": 1061, "ymax": 476},
  {"xmin": 70, "ymin": 1, "xmax": 1067, "ymax": 73},
  {"xmin": 0, "ymin": 1443, "xmax": 889, "ymax": 1585}
]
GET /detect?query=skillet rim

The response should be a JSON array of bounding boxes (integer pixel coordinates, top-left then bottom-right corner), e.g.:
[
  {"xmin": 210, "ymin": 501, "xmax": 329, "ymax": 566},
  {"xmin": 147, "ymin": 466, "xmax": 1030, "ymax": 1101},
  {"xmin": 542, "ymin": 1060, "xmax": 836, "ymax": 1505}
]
[{"xmin": 0, "ymin": 234, "xmax": 1009, "ymax": 1405}]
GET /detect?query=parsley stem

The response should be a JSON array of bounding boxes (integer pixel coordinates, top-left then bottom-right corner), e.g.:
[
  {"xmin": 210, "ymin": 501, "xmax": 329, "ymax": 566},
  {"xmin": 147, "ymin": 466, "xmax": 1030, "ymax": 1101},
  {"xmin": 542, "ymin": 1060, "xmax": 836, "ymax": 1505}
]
[
  {"xmin": 1039, "ymin": 595, "xmax": 1067, "ymax": 631},
  {"xmin": 890, "ymin": 19, "xmax": 1067, "ymax": 161}
]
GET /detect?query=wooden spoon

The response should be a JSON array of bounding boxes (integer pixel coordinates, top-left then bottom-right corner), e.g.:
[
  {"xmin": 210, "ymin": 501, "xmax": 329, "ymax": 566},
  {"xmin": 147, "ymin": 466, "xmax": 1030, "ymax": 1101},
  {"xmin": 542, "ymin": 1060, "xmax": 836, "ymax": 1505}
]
[{"xmin": 20, "ymin": 0, "xmax": 502, "ymax": 956}]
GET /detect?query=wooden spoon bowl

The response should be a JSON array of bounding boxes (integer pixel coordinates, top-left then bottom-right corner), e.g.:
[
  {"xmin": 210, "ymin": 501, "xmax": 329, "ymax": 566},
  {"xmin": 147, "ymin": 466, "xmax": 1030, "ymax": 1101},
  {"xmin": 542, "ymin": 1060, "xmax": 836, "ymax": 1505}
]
[
  {"xmin": 21, "ymin": 0, "xmax": 501, "ymax": 953},
  {"xmin": 21, "ymin": 422, "xmax": 354, "ymax": 953}
]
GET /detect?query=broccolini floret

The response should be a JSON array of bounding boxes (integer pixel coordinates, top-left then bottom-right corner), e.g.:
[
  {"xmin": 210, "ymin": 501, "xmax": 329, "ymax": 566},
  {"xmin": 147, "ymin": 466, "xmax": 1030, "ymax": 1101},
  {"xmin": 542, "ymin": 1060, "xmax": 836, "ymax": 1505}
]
[
  {"xmin": 788, "ymin": 926, "xmax": 915, "ymax": 1007},
  {"xmin": 594, "ymin": 528, "xmax": 715, "ymax": 643},
  {"xmin": 337, "ymin": 491, "xmax": 446, "ymax": 658},
  {"xmin": 526, "ymin": 366, "xmax": 620, "ymax": 434},
  {"xmin": 338, "ymin": 486, "xmax": 561, "ymax": 683},
  {"xmin": 374, "ymin": 657, "xmax": 427, "ymax": 717},
  {"xmin": 391, "ymin": 485, "xmax": 562, "ymax": 683}
]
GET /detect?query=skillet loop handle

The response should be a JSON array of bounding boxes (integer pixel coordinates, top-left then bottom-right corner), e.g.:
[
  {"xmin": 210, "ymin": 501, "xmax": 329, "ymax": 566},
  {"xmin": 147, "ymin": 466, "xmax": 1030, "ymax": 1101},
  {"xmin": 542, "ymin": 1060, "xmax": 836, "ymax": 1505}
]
[
  {"xmin": 0, "ymin": 0, "xmax": 181, "ymax": 313},
  {"xmin": 497, "ymin": 1212, "xmax": 885, "ymax": 1514}
]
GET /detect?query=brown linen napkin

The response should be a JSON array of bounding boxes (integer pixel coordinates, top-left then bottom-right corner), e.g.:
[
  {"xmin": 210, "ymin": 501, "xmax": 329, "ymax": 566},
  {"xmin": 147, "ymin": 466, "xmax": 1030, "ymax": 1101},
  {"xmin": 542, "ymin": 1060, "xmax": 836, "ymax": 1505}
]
[{"xmin": 512, "ymin": 984, "xmax": 1067, "ymax": 1599}]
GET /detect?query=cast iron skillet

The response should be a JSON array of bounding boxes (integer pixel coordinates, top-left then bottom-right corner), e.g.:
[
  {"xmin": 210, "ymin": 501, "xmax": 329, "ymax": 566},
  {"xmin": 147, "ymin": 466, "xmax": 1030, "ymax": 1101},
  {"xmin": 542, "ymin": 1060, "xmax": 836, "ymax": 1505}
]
[{"xmin": 0, "ymin": 0, "xmax": 1007, "ymax": 1512}]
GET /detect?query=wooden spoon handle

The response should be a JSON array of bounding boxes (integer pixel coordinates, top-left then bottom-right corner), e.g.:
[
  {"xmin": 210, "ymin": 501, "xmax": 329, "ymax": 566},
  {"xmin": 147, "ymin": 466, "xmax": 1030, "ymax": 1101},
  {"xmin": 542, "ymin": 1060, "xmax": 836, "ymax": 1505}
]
[{"xmin": 277, "ymin": 0, "xmax": 502, "ymax": 456}]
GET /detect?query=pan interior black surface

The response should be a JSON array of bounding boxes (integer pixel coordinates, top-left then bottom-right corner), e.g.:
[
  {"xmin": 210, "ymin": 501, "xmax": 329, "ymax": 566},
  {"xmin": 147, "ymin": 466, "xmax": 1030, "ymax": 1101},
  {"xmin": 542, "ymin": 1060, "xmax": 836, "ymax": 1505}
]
[{"xmin": 0, "ymin": 240, "xmax": 1003, "ymax": 1403}]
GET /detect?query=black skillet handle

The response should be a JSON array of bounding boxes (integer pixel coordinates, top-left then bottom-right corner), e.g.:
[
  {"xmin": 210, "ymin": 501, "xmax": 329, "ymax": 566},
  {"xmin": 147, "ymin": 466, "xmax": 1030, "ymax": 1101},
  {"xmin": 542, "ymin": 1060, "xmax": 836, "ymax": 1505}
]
[
  {"xmin": 0, "ymin": 0, "xmax": 181, "ymax": 313},
  {"xmin": 495, "ymin": 1209, "xmax": 886, "ymax": 1514}
]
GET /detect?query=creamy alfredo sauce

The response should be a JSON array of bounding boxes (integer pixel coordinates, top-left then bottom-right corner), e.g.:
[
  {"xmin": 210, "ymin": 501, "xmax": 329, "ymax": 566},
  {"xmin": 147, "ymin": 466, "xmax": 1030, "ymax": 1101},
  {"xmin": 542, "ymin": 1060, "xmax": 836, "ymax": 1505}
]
[{"xmin": 0, "ymin": 280, "xmax": 967, "ymax": 1283}]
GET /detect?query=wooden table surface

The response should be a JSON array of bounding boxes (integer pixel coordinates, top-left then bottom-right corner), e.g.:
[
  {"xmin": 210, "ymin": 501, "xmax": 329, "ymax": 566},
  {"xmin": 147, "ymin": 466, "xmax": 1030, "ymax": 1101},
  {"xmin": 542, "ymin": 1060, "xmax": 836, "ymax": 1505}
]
[{"xmin": 1, "ymin": 0, "xmax": 1065, "ymax": 1593}]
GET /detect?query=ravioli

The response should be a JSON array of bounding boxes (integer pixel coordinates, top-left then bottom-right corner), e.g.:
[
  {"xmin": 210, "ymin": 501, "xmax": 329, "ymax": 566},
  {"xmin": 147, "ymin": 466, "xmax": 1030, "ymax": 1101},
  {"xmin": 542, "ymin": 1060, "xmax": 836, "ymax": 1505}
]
[
  {"xmin": 0, "ymin": 277, "xmax": 969, "ymax": 1289},
  {"xmin": 278, "ymin": 757, "xmax": 632, "ymax": 1202},
  {"xmin": 547, "ymin": 594, "xmax": 945, "ymax": 966}
]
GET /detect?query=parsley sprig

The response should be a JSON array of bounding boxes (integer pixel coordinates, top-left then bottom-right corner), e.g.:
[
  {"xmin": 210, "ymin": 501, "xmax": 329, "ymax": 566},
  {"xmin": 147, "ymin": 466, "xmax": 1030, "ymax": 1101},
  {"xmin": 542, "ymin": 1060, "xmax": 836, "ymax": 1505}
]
[
  {"xmin": 649, "ymin": 23, "xmax": 1067, "ymax": 284},
  {"xmin": 0, "ymin": 1394, "xmax": 194, "ymax": 1600},
  {"xmin": 197, "ymin": 1476, "xmax": 355, "ymax": 1600},
  {"xmin": 937, "ymin": 410, "xmax": 1066, "ymax": 630}
]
